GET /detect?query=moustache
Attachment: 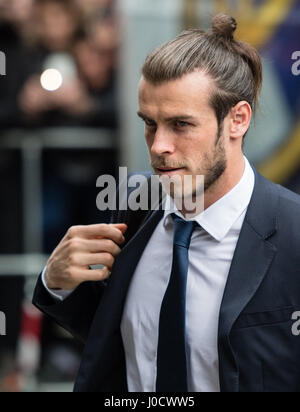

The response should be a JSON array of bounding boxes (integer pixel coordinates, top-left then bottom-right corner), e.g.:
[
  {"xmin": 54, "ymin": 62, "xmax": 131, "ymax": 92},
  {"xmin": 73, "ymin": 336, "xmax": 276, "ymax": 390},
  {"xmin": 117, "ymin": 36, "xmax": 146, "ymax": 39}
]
[{"xmin": 151, "ymin": 160, "xmax": 186, "ymax": 169}]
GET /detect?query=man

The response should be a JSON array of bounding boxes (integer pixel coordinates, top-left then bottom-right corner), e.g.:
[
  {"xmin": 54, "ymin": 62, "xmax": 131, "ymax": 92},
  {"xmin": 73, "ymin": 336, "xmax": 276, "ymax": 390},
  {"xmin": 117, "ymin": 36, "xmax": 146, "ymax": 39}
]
[{"xmin": 33, "ymin": 14, "xmax": 300, "ymax": 392}]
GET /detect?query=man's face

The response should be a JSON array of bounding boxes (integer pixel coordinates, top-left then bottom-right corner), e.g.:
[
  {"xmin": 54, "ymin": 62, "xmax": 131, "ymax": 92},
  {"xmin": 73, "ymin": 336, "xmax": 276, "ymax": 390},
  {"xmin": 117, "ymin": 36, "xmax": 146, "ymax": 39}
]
[
  {"xmin": 138, "ymin": 71, "xmax": 228, "ymax": 200},
  {"xmin": 37, "ymin": 2, "xmax": 78, "ymax": 51}
]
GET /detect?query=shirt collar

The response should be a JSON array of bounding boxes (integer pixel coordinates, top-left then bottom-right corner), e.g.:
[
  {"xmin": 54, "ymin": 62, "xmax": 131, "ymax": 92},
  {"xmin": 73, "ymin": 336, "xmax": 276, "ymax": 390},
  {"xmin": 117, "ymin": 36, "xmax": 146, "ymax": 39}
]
[{"xmin": 163, "ymin": 157, "xmax": 255, "ymax": 242}]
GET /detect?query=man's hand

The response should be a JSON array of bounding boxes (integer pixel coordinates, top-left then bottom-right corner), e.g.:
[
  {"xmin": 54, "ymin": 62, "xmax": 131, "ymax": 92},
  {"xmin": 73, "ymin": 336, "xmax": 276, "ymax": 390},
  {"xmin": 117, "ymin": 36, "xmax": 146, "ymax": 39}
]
[
  {"xmin": 50, "ymin": 79, "xmax": 94, "ymax": 116},
  {"xmin": 45, "ymin": 223, "xmax": 127, "ymax": 291},
  {"xmin": 18, "ymin": 75, "xmax": 52, "ymax": 118}
]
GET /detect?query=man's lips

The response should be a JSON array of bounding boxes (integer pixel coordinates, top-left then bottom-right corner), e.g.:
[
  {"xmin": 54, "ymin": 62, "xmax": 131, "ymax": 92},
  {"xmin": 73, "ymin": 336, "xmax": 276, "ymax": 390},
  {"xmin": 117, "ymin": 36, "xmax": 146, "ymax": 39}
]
[{"xmin": 155, "ymin": 167, "xmax": 185, "ymax": 175}]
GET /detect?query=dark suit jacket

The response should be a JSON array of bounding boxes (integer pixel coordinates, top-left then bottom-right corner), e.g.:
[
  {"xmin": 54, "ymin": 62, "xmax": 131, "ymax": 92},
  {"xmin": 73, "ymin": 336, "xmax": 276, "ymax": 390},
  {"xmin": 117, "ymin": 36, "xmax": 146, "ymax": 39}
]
[{"xmin": 33, "ymin": 167, "xmax": 300, "ymax": 392}]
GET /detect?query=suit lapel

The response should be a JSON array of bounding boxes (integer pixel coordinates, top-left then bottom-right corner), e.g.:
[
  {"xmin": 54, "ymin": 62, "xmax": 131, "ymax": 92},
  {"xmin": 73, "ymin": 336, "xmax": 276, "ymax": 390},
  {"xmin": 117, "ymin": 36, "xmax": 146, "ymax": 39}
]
[
  {"xmin": 109, "ymin": 207, "xmax": 165, "ymax": 302},
  {"xmin": 92, "ymin": 206, "xmax": 165, "ymax": 337},
  {"xmin": 103, "ymin": 174, "xmax": 165, "ymax": 314},
  {"xmin": 218, "ymin": 168, "xmax": 279, "ymax": 392}
]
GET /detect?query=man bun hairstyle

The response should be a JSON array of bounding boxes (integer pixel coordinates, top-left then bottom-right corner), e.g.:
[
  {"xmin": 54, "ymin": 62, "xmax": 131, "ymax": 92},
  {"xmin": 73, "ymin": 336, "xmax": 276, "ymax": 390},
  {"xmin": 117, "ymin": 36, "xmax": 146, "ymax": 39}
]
[
  {"xmin": 142, "ymin": 14, "xmax": 263, "ymax": 135},
  {"xmin": 211, "ymin": 14, "xmax": 237, "ymax": 39}
]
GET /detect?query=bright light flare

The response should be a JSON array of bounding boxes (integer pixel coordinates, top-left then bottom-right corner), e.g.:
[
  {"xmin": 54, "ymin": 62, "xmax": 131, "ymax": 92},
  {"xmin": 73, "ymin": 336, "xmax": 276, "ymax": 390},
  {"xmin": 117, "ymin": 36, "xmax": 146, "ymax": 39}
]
[{"xmin": 40, "ymin": 68, "xmax": 63, "ymax": 91}]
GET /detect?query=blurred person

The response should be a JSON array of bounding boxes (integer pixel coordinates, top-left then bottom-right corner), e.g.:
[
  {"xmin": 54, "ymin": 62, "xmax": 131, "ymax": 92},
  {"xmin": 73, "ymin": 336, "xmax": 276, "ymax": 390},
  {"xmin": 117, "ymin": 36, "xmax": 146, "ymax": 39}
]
[
  {"xmin": 18, "ymin": 73, "xmax": 101, "ymax": 125},
  {"xmin": 75, "ymin": 37, "xmax": 113, "ymax": 92},
  {"xmin": 7, "ymin": 0, "xmax": 118, "ymax": 387},
  {"xmin": 0, "ymin": 0, "xmax": 34, "ymax": 128},
  {"xmin": 33, "ymin": 0, "xmax": 80, "ymax": 53},
  {"xmin": 32, "ymin": 14, "xmax": 300, "ymax": 393},
  {"xmin": 16, "ymin": 0, "xmax": 118, "ymax": 257},
  {"xmin": 0, "ymin": 0, "xmax": 34, "ymax": 35},
  {"xmin": 38, "ymin": 28, "xmax": 118, "ymax": 251},
  {"xmin": 17, "ymin": 0, "xmax": 118, "ymax": 128},
  {"xmin": 71, "ymin": 28, "xmax": 118, "ymax": 127},
  {"xmin": 17, "ymin": 0, "xmax": 82, "ymax": 126},
  {"xmin": 86, "ymin": 12, "xmax": 119, "ymax": 72},
  {"xmin": 16, "ymin": 0, "xmax": 118, "ymax": 241},
  {"xmin": 74, "ymin": 0, "xmax": 115, "ymax": 20}
]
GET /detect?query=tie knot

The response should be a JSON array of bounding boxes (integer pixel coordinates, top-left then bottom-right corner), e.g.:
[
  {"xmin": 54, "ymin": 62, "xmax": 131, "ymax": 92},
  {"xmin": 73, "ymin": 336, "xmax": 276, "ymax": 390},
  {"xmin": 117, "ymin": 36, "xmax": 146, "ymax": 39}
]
[{"xmin": 172, "ymin": 214, "xmax": 197, "ymax": 249}]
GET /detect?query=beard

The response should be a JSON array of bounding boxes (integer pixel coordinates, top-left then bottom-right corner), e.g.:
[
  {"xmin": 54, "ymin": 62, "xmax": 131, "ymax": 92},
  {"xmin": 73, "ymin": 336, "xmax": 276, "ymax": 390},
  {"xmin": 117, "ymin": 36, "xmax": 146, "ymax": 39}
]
[
  {"xmin": 151, "ymin": 130, "xmax": 227, "ymax": 201},
  {"xmin": 202, "ymin": 133, "xmax": 227, "ymax": 193}
]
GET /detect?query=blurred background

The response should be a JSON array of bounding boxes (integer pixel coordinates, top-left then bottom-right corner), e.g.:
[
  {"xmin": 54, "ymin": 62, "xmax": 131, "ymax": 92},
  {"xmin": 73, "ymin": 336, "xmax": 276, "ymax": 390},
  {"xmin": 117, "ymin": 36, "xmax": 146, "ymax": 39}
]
[{"xmin": 0, "ymin": 0, "xmax": 299, "ymax": 392}]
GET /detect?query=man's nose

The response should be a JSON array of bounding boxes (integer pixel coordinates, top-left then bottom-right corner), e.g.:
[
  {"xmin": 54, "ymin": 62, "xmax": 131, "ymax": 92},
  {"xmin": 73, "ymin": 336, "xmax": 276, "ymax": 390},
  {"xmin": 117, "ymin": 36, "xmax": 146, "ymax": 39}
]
[{"xmin": 150, "ymin": 128, "xmax": 175, "ymax": 156}]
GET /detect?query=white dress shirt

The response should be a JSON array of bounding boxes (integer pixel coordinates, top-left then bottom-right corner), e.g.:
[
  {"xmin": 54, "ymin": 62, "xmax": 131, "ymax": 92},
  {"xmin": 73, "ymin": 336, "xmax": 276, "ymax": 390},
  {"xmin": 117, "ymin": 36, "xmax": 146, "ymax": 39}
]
[{"xmin": 43, "ymin": 157, "xmax": 255, "ymax": 392}]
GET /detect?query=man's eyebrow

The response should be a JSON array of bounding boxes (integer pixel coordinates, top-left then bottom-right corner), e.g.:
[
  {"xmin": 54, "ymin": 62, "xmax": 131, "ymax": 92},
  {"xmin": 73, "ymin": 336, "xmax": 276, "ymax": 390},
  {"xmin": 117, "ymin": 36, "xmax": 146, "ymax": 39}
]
[
  {"xmin": 137, "ymin": 112, "xmax": 197, "ymax": 122},
  {"xmin": 137, "ymin": 111, "xmax": 151, "ymax": 120},
  {"xmin": 165, "ymin": 115, "xmax": 197, "ymax": 122}
]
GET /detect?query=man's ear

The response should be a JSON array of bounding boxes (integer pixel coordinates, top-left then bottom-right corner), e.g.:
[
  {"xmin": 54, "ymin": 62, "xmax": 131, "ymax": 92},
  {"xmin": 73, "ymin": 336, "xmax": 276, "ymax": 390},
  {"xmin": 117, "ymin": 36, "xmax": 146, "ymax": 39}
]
[{"xmin": 229, "ymin": 101, "xmax": 252, "ymax": 139}]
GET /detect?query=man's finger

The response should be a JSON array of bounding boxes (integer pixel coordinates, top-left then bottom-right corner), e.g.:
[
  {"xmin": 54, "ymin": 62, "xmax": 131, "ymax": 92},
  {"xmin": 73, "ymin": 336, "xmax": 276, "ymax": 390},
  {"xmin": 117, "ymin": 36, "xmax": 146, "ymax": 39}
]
[
  {"xmin": 68, "ymin": 238, "xmax": 121, "ymax": 256},
  {"xmin": 72, "ymin": 267, "xmax": 111, "ymax": 283},
  {"xmin": 71, "ymin": 252, "xmax": 115, "ymax": 269},
  {"xmin": 112, "ymin": 224, "xmax": 128, "ymax": 235},
  {"xmin": 67, "ymin": 224, "xmax": 127, "ymax": 244}
]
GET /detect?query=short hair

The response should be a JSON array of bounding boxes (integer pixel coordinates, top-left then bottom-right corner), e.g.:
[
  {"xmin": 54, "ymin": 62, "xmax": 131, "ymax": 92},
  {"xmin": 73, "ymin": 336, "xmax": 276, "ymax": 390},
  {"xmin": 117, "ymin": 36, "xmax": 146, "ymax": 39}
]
[
  {"xmin": 142, "ymin": 14, "xmax": 263, "ymax": 131},
  {"xmin": 35, "ymin": 0, "xmax": 78, "ymax": 12}
]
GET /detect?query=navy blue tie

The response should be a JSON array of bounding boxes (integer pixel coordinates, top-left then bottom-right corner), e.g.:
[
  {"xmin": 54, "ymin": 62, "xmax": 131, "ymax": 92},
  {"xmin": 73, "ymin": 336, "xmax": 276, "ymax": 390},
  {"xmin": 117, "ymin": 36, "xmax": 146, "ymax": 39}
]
[{"xmin": 156, "ymin": 214, "xmax": 197, "ymax": 392}]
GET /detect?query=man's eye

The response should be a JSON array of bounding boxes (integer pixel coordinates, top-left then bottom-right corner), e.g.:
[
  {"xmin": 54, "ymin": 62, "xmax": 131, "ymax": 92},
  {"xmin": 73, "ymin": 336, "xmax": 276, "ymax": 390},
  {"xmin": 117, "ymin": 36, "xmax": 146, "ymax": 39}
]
[
  {"xmin": 174, "ymin": 121, "xmax": 189, "ymax": 128},
  {"xmin": 144, "ymin": 119, "xmax": 156, "ymax": 127}
]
